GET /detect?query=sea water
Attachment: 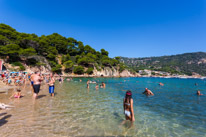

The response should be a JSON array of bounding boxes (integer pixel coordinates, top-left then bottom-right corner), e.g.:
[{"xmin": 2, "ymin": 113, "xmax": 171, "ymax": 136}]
[{"xmin": 0, "ymin": 77, "xmax": 206, "ymax": 136}]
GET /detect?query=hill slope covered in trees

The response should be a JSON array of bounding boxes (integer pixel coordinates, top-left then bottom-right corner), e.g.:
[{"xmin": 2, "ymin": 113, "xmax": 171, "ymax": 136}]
[
  {"xmin": 121, "ymin": 52, "xmax": 206, "ymax": 76},
  {"xmin": 0, "ymin": 23, "xmax": 126, "ymax": 75}
]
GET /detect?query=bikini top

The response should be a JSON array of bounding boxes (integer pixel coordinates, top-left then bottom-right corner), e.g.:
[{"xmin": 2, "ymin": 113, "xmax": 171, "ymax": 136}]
[
  {"xmin": 124, "ymin": 103, "xmax": 130, "ymax": 106},
  {"xmin": 124, "ymin": 98, "xmax": 131, "ymax": 106}
]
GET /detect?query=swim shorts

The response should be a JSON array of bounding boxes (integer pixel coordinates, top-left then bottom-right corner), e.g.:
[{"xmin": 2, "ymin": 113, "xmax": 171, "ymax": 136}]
[
  {"xmin": 31, "ymin": 81, "xmax": 34, "ymax": 85},
  {"xmin": 8, "ymin": 79, "xmax": 11, "ymax": 83},
  {"xmin": 49, "ymin": 85, "xmax": 55, "ymax": 94},
  {"xmin": 33, "ymin": 84, "xmax": 40, "ymax": 94}
]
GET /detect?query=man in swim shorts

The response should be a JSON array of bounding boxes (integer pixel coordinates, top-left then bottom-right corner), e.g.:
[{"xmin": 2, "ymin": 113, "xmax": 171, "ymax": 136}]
[
  {"xmin": 143, "ymin": 88, "xmax": 154, "ymax": 96},
  {"xmin": 31, "ymin": 71, "xmax": 43, "ymax": 99},
  {"xmin": 48, "ymin": 73, "xmax": 55, "ymax": 97}
]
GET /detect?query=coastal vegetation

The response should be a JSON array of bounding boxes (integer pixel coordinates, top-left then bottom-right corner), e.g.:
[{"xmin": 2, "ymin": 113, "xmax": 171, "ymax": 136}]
[
  {"xmin": 121, "ymin": 52, "xmax": 206, "ymax": 76},
  {"xmin": 0, "ymin": 23, "xmax": 126, "ymax": 74}
]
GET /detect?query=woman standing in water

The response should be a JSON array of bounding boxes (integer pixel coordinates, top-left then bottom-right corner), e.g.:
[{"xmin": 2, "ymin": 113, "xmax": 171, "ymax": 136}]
[{"xmin": 123, "ymin": 90, "xmax": 135, "ymax": 122}]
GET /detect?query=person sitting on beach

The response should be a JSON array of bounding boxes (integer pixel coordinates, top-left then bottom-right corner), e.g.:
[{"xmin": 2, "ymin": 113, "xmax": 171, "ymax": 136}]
[
  {"xmin": 95, "ymin": 84, "xmax": 99, "ymax": 90},
  {"xmin": 14, "ymin": 77, "xmax": 21, "ymax": 86},
  {"xmin": 7, "ymin": 77, "xmax": 12, "ymax": 85},
  {"xmin": 197, "ymin": 90, "xmax": 203, "ymax": 96},
  {"xmin": 9, "ymin": 87, "xmax": 22, "ymax": 99},
  {"xmin": 143, "ymin": 88, "xmax": 154, "ymax": 96},
  {"xmin": 122, "ymin": 90, "xmax": 135, "ymax": 124}
]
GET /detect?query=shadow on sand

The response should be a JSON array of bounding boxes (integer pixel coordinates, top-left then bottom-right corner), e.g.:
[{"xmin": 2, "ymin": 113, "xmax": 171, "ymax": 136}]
[
  {"xmin": 0, "ymin": 113, "xmax": 12, "ymax": 127},
  {"xmin": 0, "ymin": 112, "xmax": 7, "ymax": 117},
  {"xmin": 37, "ymin": 95, "xmax": 47, "ymax": 99}
]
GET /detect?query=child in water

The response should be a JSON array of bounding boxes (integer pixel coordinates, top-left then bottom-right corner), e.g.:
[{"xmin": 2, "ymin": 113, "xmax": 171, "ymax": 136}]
[{"xmin": 95, "ymin": 84, "xmax": 99, "ymax": 90}]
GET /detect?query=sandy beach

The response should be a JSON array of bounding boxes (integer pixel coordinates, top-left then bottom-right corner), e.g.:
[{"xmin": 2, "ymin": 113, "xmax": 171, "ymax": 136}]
[{"xmin": 0, "ymin": 80, "xmax": 51, "ymax": 136}]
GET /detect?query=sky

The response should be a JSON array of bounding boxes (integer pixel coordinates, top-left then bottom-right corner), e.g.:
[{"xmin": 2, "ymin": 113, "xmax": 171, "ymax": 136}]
[{"xmin": 0, "ymin": 0, "xmax": 206, "ymax": 58}]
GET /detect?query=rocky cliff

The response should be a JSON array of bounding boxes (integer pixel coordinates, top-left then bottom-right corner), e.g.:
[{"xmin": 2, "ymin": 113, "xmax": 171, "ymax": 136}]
[{"xmin": 2, "ymin": 56, "xmax": 139, "ymax": 77}]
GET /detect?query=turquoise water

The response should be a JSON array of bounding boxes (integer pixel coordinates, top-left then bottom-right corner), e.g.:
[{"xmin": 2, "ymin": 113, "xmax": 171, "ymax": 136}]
[
  {"xmin": 1, "ymin": 77, "xmax": 206, "ymax": 136},
  {"xmin": 65, "ymin": 77, "xmax": 206, "ymax": 136}
]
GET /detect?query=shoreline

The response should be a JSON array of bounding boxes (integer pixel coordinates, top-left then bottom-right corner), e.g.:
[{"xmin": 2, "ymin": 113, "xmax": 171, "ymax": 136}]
[{"xmin": 60, "ymin": 75, "xmax": 206, "ymax": 79}]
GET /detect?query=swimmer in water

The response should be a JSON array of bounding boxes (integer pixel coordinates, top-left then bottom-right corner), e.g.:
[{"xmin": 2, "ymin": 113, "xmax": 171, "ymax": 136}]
[
  {"xmin": 95, "ymin": 84, "xmax": 99, "ymax": 90},
  {"xmin": 143, "ymin": 88, "xmax": 154, "ymax": 96},
  {"xmin": 197, "ymin": 90, "xmax": 203, "ymax": 96},
  {"xmin": 101, "ymin": 82, "xmax": 106, "ymax": 88},
  {"xmin": 159, "ymin": 82, "xmax": 164, "ymax": 86},
  {"xmin": 87, "ymin": 80, "xmax": 90, "ymax": 89}
]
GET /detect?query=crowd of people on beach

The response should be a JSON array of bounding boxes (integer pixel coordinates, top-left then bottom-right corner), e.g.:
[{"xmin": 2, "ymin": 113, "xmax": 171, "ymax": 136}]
[
  {"xmin": 0, "ymin": 71, "xmax": 59, "ymax": 100},
  {"xmin": 0, "ymin": 70, "xmax": 205, "ymax": 127}
]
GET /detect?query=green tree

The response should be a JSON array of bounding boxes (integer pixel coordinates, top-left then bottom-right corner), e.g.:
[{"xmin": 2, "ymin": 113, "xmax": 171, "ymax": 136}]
[
  {"xmin": 61, "ymin": 54, "xmax": 71, "ymax": 64},
  {"xmin": 74, "ymin": 66, "xmax": 84, "ymax": 74},
  {"xmin": 102, "ymin": 59, "xmax": 111, "ymax": 66},
  {"xmin": 101, "ymin": 49, "xmax": 109, "ymax": 56},
  {"xmin": 64, "ymin": 60, "xmax": 73, "ymax": 70},
  {"xmin": 0, "ymin": 35, "xmax": 10, "ymax": 45},
  {"xmin": 51, "ymin": 64, "xmax": 62, "ymax": 73},
  {"xmin": 77, "ymin": 41, "xmax": 84, "ymax": 54},
  {"xmin": 46, "ymin": 33, "xmax": 68, "ymax": 54},
  {"xmin": 0, "ymin": 44, "xmax": 20, "ymax": 56},
  {"xmin": 84, "ymin": 45, "xmax": 96, "ymax": 54},
  {"xmin": 86, "ymin": 67, "xmax": 94, "ymax": 74},
  {"xmin": 20, "ymin": 47, "xmax": 36, "ymax": 57},
  {"xmin": 47, "ymin": 46, "xmax": 58, "ymax": 60}
]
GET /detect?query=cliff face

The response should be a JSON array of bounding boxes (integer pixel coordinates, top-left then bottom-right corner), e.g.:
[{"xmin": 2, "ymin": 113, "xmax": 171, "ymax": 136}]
[
  {"xmin": 93, "ymin": 67, "xmax": 140, "ymax": 77},
  {"xmin": 25, "ymin": 56, "xmax": 51, "ymax": 73},
  {"xmin": 2, "ymin": 55, "xmax": 139, "ymax": 77}
]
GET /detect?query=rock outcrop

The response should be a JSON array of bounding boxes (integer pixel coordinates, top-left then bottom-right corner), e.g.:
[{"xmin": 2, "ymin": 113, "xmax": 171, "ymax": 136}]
[
  {"xmin": 2, "ymin": 55, "xmax": 140, "ymax": 77},
  {"xmin": 93, "ymin": 67, "xmax": 140, "ymax": 77}
]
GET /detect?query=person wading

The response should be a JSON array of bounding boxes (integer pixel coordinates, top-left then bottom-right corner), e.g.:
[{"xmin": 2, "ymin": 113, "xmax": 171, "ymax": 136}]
[
  {"xmin": 31, "ymin": 72, "xmax": 43, "ymax": 99},
  {"xmin": 48, "ymin": 73, "xmax": 55, "ymax": 97}
]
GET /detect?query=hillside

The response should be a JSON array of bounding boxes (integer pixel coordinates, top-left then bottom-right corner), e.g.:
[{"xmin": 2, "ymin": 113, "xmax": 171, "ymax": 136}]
[
  {"xmin": 0, "ymin": 23, "xmax": 130, "ymax": 76},
  {"xmin": 121, "ymin": 52, "xmax": 206, "ymax": 76}
]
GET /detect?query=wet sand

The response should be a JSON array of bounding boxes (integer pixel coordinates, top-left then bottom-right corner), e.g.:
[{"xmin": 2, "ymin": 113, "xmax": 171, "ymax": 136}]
[{"xmin": 0, "ymin": 81, "xmax": 52, "ymax": 136}]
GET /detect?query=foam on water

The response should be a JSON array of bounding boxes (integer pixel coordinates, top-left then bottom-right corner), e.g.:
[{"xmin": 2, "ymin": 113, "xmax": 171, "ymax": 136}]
[{"xmin": 0, "ymin": 77, "xmax": 206, "ymax": 136}]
